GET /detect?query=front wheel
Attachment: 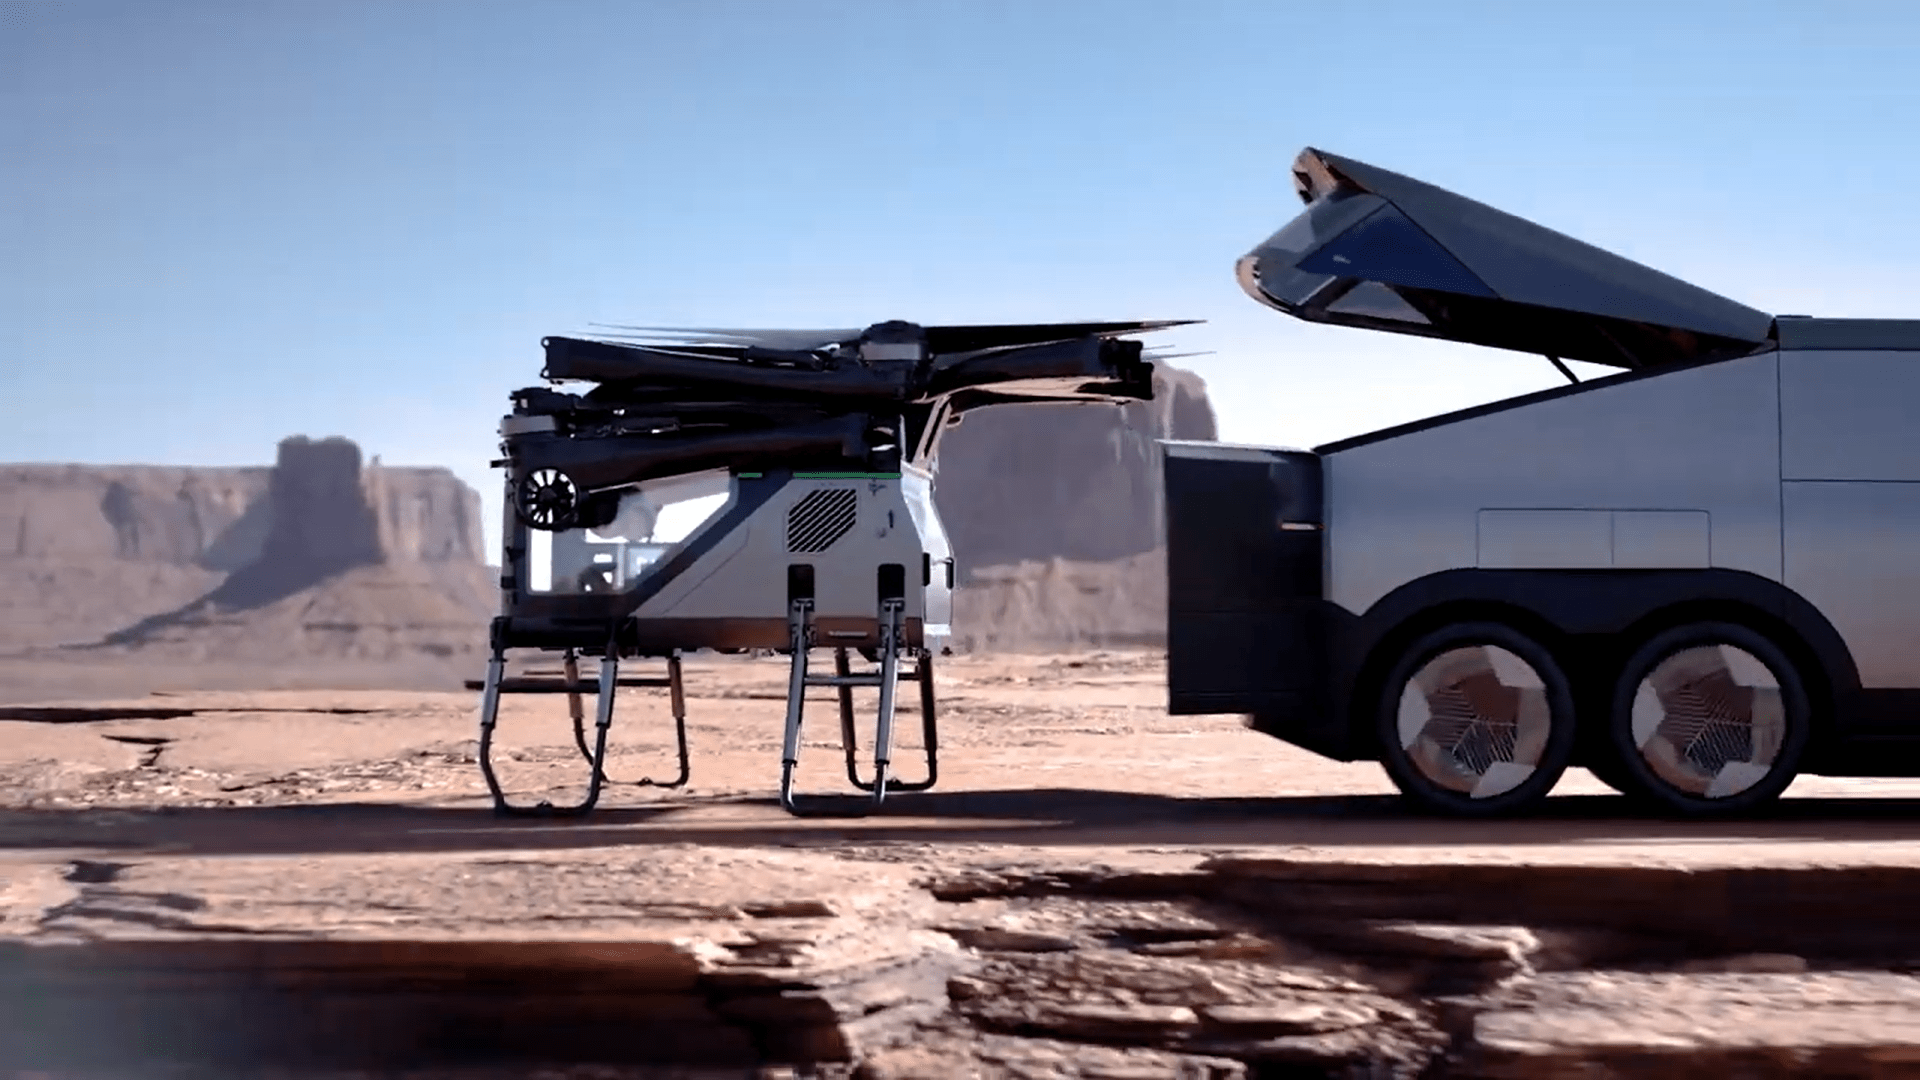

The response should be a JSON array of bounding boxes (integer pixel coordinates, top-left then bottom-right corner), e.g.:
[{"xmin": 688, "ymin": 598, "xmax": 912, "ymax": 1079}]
[
  {"xmin": 1374, "ymin": 621, "xmax": 1578, "ymax": 817},
  {"xmin": 1604, "ymin": 622, "xmax": 1810, "ymax": 817}
]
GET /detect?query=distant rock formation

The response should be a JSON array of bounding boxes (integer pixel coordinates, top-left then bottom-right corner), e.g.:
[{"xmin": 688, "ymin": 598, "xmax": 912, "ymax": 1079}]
[
  {"xmin": 1, "ymin": 439, "xmax": 483, "ymax": 581},
  {"xmin": 0, "ymin": 438, "xmax": 489, "ymax": 656},
  {"xmin": 934, "ymin": 365, "xmax": 1215, "ymax": 572},
  {"xmin": 201, "ymin": 437, "xmax": 384, "ymax": 611},
  {"xmin": 950, "ymin": 549, "xmax": 1167, "ymax": 653},
  {"xmin": 932, "ymin": 363, "xmax": 1215, "ymax": 649},
  {"xmin": 4, "ymin": 464, "xmax": 268, "ymax": 567},
  {"xmin": 364, "ymin": 459, "xmax": 487, "ymax": 565}
]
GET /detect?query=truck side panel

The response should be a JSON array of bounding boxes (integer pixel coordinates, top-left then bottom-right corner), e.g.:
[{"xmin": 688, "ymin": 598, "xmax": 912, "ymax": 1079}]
[
  {"xmin": 1780, "ymin": 348, "xmax": 1920, "ymax": 690},
  {"xmin": 1322, "ymin": 351, "xmax": 1785, "ymax": 617}
]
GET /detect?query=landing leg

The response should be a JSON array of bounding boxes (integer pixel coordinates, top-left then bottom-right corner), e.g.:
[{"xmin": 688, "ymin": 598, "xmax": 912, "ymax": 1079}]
[
  {"xmin": 648, "ymin": 653, "xmax": 691, "ymax": 789},
  {"xmin": 869, "ymin": 599, "xmax": 903, "ymax": 807},
  {"xmin": 836, "ymin": 647, "xmax": 859, "ymax": 788},
  {"xmin": 476, "ymin": 648, "xmax": 509, "ymax": 809},
  {"xmin": 778, "ymin": 599, "xmax": 814, "ymax": 814},
  {"xmin": 916, "ymin": 652, "xmax": 940, "ymax": 789},
  {"xmin": 565, "ymin": 649, "xmax": 588, "ymax": 761},
  {"xmin": 844, "ymin": 647, "xmax": 940, "ymax": 795},
  {"xmin": 579, "ymin": 653, "xmax": 616, "ymax": 808},
  {"xmin": 566, "ymin": 648, "xmax": 690, "ymax": 790},
  {"xmin": 779, "ymin": 596, "xmax": 884, "ymax": 817},
  {"xmin": 478, "ymin": 645, "xmax": 620, "ymax": 818},
  {"xmin": 778, "ymin": 598, "xmax": 936, "ymax": 817}
]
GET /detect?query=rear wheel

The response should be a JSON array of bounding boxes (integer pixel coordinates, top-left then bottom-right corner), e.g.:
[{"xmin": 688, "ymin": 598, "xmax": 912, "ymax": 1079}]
[
  {"xmin": 1605, "ymin": 621, "xmax": 1810, "ymax": 817},
  {"xmin": 1374, "ymin": 621, "xmax": 1578, "ymax": 817}
]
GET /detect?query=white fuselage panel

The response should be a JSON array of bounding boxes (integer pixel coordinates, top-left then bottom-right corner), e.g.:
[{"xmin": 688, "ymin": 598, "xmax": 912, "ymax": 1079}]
[{"xmin": 637, "ymin": 470, "xmax": 952, "ymax": 643}]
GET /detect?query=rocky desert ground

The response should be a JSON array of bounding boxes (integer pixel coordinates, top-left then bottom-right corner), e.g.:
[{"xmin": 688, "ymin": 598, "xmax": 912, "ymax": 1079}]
[
  {"xmin": 5, "ymin": 389, "xmax": 1920, "ymax": 1077},
  {"xmin": 4, "ymin": 649, "xmax": 1920, "ymax": 1079}
]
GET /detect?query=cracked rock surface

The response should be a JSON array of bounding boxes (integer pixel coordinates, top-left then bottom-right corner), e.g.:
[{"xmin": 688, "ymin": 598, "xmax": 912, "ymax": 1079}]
[{"xmin": 5, "ymin": 650, "xmax": 1920, "ymax": 1077}]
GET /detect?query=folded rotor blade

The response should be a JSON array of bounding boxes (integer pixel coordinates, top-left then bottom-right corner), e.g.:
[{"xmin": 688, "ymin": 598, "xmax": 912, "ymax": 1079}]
[{"xmin": 587, "ymin": 324, "xmax": 865, "ymax": 351}]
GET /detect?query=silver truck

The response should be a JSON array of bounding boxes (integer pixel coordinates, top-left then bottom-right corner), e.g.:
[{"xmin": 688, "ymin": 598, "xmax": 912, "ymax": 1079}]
[{"xmin": 1165, "ymin": 147, "xmax": 1920, "ymax": 817}]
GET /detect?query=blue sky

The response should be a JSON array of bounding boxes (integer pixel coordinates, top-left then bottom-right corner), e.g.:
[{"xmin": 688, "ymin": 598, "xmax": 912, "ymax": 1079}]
[{"xmin": 6, "ymin": 0, "xmax": 1919, "ymax": 556}]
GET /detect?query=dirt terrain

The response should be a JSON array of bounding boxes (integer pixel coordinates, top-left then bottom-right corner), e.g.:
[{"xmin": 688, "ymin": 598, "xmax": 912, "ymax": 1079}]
[{"xmin": 4, "ymin": 649, "xmax": 1920, "ymax": 1078}]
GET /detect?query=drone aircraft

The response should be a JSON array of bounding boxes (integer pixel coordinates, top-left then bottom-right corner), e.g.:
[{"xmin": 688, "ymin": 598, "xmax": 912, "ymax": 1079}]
[{"xmin": 476, "ymin": 318, "xmax": 1191, "ymax": 816}]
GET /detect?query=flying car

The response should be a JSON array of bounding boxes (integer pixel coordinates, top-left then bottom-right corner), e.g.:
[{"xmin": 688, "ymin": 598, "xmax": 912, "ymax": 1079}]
[{"xmin": 477, "ymin": 318, "xmax": 1188, "ymax": 815}]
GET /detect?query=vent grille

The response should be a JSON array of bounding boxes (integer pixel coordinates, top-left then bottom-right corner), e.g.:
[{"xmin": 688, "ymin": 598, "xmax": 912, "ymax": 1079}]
[{"xmin": 786, "ymin": 488, "xmax": 859, "ymax": 553}]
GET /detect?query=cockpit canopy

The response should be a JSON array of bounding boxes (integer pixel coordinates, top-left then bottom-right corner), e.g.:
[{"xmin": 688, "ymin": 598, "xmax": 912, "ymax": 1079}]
[{"xmin": 1238, "ymin": 148, "xmax": 1777, "ymax": 370}]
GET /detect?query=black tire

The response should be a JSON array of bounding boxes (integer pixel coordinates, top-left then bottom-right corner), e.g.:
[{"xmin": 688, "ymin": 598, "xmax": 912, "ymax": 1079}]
[
  {"xmin": 1605, "ymin": 621, "xmax": 1810, "ymax": 817},
  {"xmin": 1374, "ymin": 621, "xmax": 1578, "ymax": 817}
]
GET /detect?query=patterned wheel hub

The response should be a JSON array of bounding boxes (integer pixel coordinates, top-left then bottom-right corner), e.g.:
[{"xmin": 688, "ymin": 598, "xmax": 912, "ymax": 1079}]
[
  {"xmin": 1631, "ymin": 644, "xmax": 1784, "ymax": 799},
  {"xmin": 1397, "ymin": 645, "xmax": 1551, "ymax": 799}
]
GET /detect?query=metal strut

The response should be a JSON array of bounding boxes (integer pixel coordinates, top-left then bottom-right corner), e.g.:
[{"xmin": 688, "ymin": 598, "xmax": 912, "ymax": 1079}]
[
  {"xmin": 567, "ymin": 650, "xmax": 690, "ymax": 789},
  {"xmin": 779, "ymin": 597, "xmax": 934, "ymax": 817},
  {"xmin": 837, "ymin": 647, "xmax": 938, "ymax": 794},
  {"xmin": 475, "ymin": 623, "xmax": 694, "ymax": 815},
  {"xmin": 477, "ymin": 642, "xmax": 616, "ymax": 817}
]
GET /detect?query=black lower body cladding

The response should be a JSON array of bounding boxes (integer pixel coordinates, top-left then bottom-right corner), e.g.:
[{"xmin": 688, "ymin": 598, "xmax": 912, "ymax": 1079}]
[{"xmin": 1187, "ymin": 562, "xmax": 1892, "ymax": 770}]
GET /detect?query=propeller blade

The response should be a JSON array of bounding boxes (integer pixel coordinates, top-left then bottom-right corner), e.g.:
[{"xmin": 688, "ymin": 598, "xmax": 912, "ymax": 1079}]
[
  {"xmin": 918, "ymin": 320, "xmax": 1202, "ymax": 353},
  {"xmin": 587, "ymin": 324, "xmax": 864, "ymax": 351},
  {"xmin": 589, "ymin": 320, "xmax": 1200, "ymax": 353}
]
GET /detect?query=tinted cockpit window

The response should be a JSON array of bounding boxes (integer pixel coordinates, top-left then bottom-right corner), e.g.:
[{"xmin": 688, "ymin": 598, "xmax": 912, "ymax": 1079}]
[
  {"xmin": 1256, "ymin": 189, "xmax": 1383, "ymax": 257},
  {"xmin": 1240, "ymin": 190, "xmax": 1387, "ymax": 309}
]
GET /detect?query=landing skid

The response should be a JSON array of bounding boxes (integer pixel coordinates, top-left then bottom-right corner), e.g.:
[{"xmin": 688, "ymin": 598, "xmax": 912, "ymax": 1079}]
[
  {"xmin": 472, "ymin": 642, "xmax": 690, "ymax": 817},
  {"xmin": 564, "ymin": 650, "xmax": 691, "ymax": 790},
  {"xmin": 469, "ymin": 611, "xmax": 940, "ymax": 818},
  {"xmin": 778, "ymin": 598, "xmax": 940, "ymax": 818},
  {"xmin": 835, "ymin": 645, "xmax": 938, "ymax": 796}
]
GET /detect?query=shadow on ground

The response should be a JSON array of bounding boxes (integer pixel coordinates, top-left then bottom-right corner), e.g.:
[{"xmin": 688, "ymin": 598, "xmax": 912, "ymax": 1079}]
[{"xmin": 4, "ymin": 788, "xmax": 1918, "ymax": 859}]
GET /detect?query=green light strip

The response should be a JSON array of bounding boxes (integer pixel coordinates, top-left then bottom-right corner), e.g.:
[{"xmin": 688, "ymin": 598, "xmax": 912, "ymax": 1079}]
[{"xmin": 794, "ymin": 471, "xmax": 900, "ymax": 479}]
